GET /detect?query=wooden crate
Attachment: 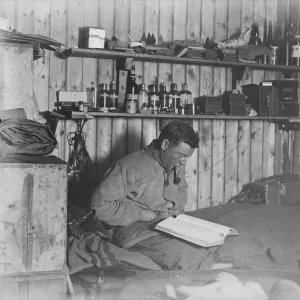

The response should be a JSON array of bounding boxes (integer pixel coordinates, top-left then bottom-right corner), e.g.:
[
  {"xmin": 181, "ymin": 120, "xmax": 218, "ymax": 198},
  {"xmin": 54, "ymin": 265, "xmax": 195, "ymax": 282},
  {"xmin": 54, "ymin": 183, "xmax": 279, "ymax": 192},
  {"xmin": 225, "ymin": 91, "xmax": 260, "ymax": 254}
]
[
  {"xmin": 0, "ymin": 271, "xmax": 67, "ymax": 300},
  {"xmin": 0, "ymin": 161, "xmax": 68, "ymax": 299}
]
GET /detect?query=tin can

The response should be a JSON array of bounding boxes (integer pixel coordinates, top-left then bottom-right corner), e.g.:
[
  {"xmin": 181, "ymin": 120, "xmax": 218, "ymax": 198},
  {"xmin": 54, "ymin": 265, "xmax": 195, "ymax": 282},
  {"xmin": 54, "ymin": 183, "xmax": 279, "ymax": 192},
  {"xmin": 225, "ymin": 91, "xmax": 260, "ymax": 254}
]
[{"xmin": 125, "ymin": 100, "xmax": 137, "ymax": 113}]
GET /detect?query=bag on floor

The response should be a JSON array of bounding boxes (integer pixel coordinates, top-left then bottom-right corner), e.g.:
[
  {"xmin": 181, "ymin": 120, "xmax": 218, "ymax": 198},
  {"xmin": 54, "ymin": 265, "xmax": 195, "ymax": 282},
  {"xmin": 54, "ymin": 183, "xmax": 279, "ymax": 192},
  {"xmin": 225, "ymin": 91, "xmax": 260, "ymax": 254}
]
[{"xmin": 234, "ymin": 173, "xmax": 300, "ymax": 206}]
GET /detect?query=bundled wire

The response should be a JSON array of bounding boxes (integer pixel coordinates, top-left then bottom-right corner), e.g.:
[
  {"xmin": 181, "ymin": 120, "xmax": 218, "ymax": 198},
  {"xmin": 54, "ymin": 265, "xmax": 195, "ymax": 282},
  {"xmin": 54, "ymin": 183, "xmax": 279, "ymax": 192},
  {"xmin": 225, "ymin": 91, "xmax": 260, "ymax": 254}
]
[{"xmin": 67, "ymin": 120, "xmax": 92, "ymax": 174}]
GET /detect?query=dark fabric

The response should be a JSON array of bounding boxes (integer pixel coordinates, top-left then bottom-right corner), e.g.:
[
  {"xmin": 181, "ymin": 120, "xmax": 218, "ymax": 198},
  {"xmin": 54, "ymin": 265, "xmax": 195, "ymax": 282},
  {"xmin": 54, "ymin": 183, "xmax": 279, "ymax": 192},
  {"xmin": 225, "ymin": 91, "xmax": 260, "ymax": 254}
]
[
  {"xmin": 129, "ymin": 233, "xmax": 221, "ymax": 271},
  {"xmin": 0, "ymin": 118, "xmax": 57, "ymax": 156},
  {"xmin": 191, "ymin": 204, "xmax": 300, "ymax": 270},
  {"xmin": 67, "ymin": 232, "xmax": 161, "ymax": 275}
]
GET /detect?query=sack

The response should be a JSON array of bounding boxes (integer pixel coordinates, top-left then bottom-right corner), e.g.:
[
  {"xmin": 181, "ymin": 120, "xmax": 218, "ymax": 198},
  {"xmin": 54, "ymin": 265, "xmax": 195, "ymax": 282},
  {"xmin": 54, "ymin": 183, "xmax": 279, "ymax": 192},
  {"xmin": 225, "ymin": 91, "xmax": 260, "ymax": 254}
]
[
  {"xmin": 0, "ymin": 118, "xmax": 57, "ymax": 156},
  {"xmin": 235, "ymin": 173, "xmax": 300, "ymax": 206}
]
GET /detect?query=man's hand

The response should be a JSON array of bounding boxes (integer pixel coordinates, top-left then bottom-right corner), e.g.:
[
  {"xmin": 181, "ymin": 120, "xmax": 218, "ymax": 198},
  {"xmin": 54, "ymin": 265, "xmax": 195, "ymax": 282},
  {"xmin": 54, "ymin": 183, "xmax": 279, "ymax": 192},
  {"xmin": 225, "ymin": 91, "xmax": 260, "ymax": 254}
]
[
  {"xmin": 140, "ymin": 209, "xmax": 157, "ymax": 221},
  {"xmin": 139, "ymin": 201, "xmax": 174, "ymax": 222}
]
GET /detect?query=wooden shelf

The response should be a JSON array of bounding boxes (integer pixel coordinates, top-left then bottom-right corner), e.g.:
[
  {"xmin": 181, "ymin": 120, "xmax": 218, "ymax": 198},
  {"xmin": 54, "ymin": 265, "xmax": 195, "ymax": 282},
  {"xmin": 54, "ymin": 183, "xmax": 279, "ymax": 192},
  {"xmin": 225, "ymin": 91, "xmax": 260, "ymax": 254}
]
[
  {"xmin": 64, "ymin": 47, "xmax": 300, "ymax": 73},
  {"xmin": 70, "ymin": 111, "xmax": 300, "ymax": 121}
]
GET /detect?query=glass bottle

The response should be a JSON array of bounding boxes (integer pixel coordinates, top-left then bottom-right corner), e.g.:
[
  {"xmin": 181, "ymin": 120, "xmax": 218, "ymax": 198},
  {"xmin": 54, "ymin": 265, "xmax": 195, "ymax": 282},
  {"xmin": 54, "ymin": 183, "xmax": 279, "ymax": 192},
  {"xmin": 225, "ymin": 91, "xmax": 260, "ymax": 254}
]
[
  {"xmin": 138, "ymin": 84, "xmax": 148, "ymax": 112},
  {"xmin": 292, "ymin": 26, "xmax": 300, "ymax": 66},
  {"xmin": 148, "ymin": 84, "xmax": 154, "ymax": 108},
  {"xmin": 90, "ymin": 81, "xmax": 96, "ymax": 110},
  {"xmin": 159, "ymin": 82, "xmax": 169, "ymax": 112},
  {"xmin": 108, "ymin": 81, "xmax": 118, "ymax": 112},
  {"xmin": 180, "ymin": 83, "xmax": 192, "ymax": 114},
  {"xmin": 125, "ymin": 66, "xmax": 139, "ymax": 105},
  {"xmin": 248, "ymin": 23, "xmax": 262, "ymax": 45},
  {"xmin": 268, "ymin": 21, "xmax": 273, "ymax": 45},
  {"xmin": 98, "ymin": 83, "xmax": 109, "ymax": 112},
  {"xmin": 169, "ymin": 83, "xmax": 180, "ymax": 114},
  {"xmin": 150, "ymin": 85, "xmax": 159, "ymax": 113}
]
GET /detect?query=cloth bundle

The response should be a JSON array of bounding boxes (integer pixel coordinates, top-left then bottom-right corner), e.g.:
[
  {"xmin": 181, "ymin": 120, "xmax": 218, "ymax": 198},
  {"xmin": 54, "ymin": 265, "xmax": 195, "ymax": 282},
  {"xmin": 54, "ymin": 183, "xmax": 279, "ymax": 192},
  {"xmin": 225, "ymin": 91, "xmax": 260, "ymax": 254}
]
[{"xmin": 0, "ymin": 118, "xmax": 57, "ymax": 156}]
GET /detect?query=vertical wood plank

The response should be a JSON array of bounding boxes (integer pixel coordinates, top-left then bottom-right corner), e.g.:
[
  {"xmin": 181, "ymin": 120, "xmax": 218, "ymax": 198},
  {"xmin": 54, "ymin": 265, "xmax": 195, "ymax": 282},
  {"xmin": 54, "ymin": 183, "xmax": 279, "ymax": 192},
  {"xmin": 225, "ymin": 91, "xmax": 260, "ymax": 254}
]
[
  {"xmin": 127, "ymin": 118, "xmax": 142, "ymax": 153},
  {"xmin": 0, "ymin": 166, "xmax": 29, "ymax": 274},
  {"xmin": 262, "ymin": 121, "xmax": 275, "ymax": 178},
  {"xmin": 49, "ymin": 0, "xmax": 67, "ymax": 110},
  {"xmin": 237, "ymin": 120, "xmax": 251, "ymax": 193},
  {"xmin": 142, "ymin": 118, "xmax": 157, "ymax": 147},
  {"xmin": 82, "ymin": 0, "xmax": 99, "ymax": 91},
  {"xmin": 213, "ymin": 0, "xmax": 227, "ymax": 95},
  {"xmin": 99, "ymin": 0, "xmax": 115, "ymax": 85},
  {"xmin": 130, "ymin": 0, "xmax": 144, "ymax": 86},
  {"xmin": 157, "ymin": 0, "xmax": 173, "ymax": 89},
  {"xmin": 200, "ymin": 0, "xmax": 214, "ymax": 96},
  {"xmin": 0, "ymin": 0, "xmax": 17, "ymax": 30},
  {"xmin": 252, "ymin": 0, "xmax": 265, "ymax": 85},
  {"xmin": 83, "ymin": 118, "xmax": 97, "ymax": 164},
  {"xmin": 186, "ymin": 0, "xmax": 201, "ymax": 100},
  {"xmin": 28, "ymin": 165, "xmax": 67, "ymax": 272},
  {"xmin": 227, "ymin": 0, "xmax": 242, "ymax": 91},
  {"xmin": 96, "ymin": 117, "xmax": 112, "ymax": 179},
  {"xmin": 144, "ymin": 0, "xmax": 159, "ymax": 87},
  {"xmin": 274, "ymin": 125, "xmax": 284, "ymax": 174},
  {"xmin": 172, "ymin": 0, "xmax": 187, "ymax": 89},
  {"xmin": 112, "ymin": 118, "xmax": 128, "ymax": 162},
  {"xmin": 283, "ymin": 131, "xmax": 294, "ymax": 173},
  {"xmin": 52, "ymin": 120, "xmax": 66, "ymax": 160},
  {"xmin": 292, "ymin": 131, "xmax": 300, "ymax": 175},
  {"xmin": 250, "ymin": 120, "xmax": 263, "ymax": 182},
  {"xmin": 198, "ymin": 119, "xmax": 213, "ymax": 208},
  {"xmin": 33, "ymin": 0, "xmax": 51, "ymax": 112},
  {"xmin": 66, "ymin": 0, "xmax": 83, "ymax": 91},
  {"xmin": 16, "ymin": 0, "xmax": 34, "ymax": 33},
  {"xmin": 236, "ymin": 0, "xmax": 254, "ymax": 92},
  {"xmin": 211, "ymin": 120, "xmax": 225, "ymax": 206},
  {"xmin": 224, "ymin": 120, "xmax": 239, "ymax": 203},
  {"xmin": 185, "ymin": 119, "xmax": 199, "ymax": 211}
]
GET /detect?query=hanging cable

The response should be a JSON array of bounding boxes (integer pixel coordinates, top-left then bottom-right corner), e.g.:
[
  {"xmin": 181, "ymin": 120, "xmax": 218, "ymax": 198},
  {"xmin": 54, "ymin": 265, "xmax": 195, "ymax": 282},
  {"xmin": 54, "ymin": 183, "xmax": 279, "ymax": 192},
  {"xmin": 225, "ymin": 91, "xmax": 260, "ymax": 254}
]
[{"xmin": 67, "ymin": 119, "xmax": 93, "ymax": 176}]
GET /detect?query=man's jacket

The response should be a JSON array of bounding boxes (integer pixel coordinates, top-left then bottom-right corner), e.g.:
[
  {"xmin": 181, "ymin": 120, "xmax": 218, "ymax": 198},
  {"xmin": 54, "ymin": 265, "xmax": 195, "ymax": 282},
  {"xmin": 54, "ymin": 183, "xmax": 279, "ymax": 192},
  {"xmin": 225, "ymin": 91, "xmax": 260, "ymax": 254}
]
[{"xmin": 89, "ymin": 142, "xmax": 188, "ymax": 248}]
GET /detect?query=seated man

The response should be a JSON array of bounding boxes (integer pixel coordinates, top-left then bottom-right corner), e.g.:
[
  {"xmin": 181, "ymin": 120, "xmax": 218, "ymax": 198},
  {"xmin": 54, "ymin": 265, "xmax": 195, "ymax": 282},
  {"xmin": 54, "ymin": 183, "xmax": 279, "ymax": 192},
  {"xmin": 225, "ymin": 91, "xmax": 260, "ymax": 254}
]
[{"xmin": 89, "ymin": 120, "xmax": 224, "ymax": 270}]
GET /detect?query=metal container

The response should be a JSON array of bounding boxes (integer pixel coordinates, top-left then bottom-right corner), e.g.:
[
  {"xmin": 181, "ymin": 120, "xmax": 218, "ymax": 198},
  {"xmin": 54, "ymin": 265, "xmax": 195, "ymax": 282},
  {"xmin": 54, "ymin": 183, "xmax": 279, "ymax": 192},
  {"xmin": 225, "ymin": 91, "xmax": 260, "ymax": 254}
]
[{"xmin": 125, "ymin": 100, "xmax": 137, "ymax": 113}]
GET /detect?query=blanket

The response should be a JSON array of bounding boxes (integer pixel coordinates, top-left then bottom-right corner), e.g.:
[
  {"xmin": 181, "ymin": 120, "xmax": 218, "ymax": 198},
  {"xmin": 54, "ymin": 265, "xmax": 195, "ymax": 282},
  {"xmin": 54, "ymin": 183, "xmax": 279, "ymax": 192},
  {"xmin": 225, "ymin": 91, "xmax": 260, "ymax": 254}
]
[{"xmin": 67, "ymin": 232, "xmax": 161, "ymax": 275}]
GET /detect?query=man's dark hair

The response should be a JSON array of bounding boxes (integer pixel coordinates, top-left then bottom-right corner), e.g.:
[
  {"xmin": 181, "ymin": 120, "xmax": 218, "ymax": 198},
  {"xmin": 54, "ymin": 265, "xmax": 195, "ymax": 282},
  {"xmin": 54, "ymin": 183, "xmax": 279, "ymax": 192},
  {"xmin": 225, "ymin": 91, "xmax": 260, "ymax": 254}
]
[{"xmin": 154, "ymin": 121, "xmax": 199, "ymax": 149}]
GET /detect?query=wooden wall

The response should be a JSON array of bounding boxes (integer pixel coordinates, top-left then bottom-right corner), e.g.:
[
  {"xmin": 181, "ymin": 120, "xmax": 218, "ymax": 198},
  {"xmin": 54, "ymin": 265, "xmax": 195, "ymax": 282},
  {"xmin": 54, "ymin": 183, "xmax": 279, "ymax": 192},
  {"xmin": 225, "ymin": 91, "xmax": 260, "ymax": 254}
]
[{"xmin": 1, "ymin": 0, "xmax": 300, "ymax": 209}]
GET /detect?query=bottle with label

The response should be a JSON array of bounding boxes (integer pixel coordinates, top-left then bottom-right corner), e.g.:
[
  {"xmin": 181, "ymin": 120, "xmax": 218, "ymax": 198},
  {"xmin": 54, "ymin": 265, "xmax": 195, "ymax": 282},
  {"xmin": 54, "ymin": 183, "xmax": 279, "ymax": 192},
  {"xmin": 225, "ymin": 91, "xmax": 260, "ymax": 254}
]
[
  {"xmin": 138, "ymin": 84, "xmax": 148, "ymax": 112},
  {"xmin": 180, "ymin": 83, "xmax": 192, "ymax": 114},
  {"xmin": 78, "ymin": 101, "xmax": 84, "ymax": 112},
  {"xmin": 108, "ymin": 81, "xmax": 118, "ymax": 112},
  {"xmin": 90, "ymin": 81, "xmax": 96, "ymax": 110},
  {"xmin": 148, "ymin": 84, "xmax": 154, "ymax": 108},
  {"xmin": 98, "ymin": 83, "xmax": 109, "ymax": 112},
  {"xmin": 169, "ymin": 83, "xmax": 180, "ymax": 114},
  {"xmin": 150, "ymin": 85, "xmax": 159, "ymax": 113},
  {"xmin": 159, "ymin": 82, "xmax": 169, "ymax": 113},
  {"xmin": 125, "ymin": 66, "xmax": 138, "ymax": 110},
  {"xmin": 248, "ymin": 23, "xmax": 262, "ymax": 45}
]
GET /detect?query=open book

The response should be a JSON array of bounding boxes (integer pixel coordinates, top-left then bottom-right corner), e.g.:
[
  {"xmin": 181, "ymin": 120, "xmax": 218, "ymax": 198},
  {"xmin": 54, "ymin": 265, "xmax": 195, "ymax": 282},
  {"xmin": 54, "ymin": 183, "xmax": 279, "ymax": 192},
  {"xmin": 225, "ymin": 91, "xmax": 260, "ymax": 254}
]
[{"xmin": 155, "ymin": 214, "xmax": 238, "ymax": 248}]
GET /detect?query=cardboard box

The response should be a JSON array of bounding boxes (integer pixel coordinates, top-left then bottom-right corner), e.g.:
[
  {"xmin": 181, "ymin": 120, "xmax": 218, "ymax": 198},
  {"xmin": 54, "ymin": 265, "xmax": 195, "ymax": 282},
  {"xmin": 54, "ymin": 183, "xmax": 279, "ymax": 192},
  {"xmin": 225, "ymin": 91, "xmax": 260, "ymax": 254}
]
[
  {"xmin": 78, "ymin": 27, "xmax": 105, "ymax": 49},
  {"xmin": 58, "ymin": 91, "xmax": 88, "ymax": 103}
]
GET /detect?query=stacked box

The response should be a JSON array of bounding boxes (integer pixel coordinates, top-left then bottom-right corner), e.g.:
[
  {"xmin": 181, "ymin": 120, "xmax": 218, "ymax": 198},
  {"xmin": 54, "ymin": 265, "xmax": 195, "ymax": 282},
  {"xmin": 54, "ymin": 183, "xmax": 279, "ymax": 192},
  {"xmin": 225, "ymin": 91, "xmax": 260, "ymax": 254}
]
[
  {"xmin": 198, "ymin": 96, "xmax": 223, "ymax": 115},
  {"xmin": 222, "ymin": 92, "xmax": 247, "ymax": 116}
]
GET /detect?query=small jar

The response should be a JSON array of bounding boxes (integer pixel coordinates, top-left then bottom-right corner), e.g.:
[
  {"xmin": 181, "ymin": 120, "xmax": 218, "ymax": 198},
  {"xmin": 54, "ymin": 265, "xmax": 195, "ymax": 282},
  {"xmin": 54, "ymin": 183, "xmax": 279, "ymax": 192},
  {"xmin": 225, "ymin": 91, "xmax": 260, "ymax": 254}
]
[
  {"xmin": 78, "ymin": 101, "xmax": 84, "ymax": 112},
  {"xmin": 125, "ymin": 100, "xmax": 137, "ymax": 113}
]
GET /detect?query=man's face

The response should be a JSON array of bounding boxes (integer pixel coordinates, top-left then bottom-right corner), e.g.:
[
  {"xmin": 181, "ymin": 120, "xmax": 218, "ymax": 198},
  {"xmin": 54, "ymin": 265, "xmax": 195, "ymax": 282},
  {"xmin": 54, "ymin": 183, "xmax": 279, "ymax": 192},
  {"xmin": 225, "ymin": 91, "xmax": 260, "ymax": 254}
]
[{"xmin": 160, "ymin": 140, "xmax": 195, "ymax": 171}]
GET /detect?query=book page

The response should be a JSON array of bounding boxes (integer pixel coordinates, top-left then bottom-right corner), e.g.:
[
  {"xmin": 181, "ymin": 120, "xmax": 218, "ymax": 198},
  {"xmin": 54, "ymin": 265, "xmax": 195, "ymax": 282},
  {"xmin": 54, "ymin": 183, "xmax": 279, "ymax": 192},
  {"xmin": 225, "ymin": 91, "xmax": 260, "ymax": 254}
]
[
  {"xmin": 155, "ymin": 217, "xmax": 224, "ymax": 247},
  {"xmin": 176, "ymin": 214, "xmax": 238, "ymax": 237}
]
